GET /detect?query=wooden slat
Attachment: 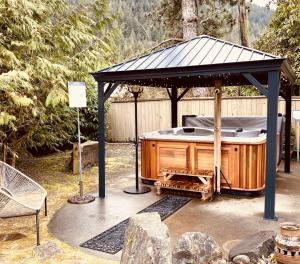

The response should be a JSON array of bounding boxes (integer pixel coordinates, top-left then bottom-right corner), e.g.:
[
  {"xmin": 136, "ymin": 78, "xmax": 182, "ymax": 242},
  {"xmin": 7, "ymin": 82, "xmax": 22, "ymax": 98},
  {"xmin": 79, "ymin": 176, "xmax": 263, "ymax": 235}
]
[
  {"xmin": 257, "ymin": 144, "xmax": 262, "ymax": 188},
  {"xmin": 109, "ymin": 96, "xmax": 300, "ymax": 142}
]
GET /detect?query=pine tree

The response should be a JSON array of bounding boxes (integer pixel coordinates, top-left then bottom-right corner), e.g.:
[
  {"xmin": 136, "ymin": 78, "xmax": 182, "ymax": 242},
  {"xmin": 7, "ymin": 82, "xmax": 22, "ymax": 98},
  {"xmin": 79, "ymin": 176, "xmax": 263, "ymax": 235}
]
[
  {"xmin": 255, "ymin": 0, "xmax": 300, "ymax": 88},
  {"xmin": 153, "ymin": 0, "xmax": 236, "ymax": 39},
  {"xmin": 0, "ymin": 0, "xmax": 117, "ymax": 157}
]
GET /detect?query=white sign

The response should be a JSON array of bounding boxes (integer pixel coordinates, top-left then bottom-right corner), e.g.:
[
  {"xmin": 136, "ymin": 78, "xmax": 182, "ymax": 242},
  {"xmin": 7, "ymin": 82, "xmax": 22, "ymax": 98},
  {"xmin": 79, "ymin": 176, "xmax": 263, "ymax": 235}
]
[
  {"xmin": 292, "ymin": 110, "xmax": 300, "ymax": 121},
  {"xmin": 68, "ymin": 82, "xmax": 87, "ymax": 108}
]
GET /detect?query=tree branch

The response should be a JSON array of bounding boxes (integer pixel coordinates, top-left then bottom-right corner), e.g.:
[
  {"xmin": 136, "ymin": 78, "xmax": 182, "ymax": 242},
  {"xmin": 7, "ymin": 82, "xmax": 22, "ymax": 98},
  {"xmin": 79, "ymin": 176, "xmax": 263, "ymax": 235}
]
[{"xmin": 148, "ymin": 38, "xmax": 183, "ymax": 52}]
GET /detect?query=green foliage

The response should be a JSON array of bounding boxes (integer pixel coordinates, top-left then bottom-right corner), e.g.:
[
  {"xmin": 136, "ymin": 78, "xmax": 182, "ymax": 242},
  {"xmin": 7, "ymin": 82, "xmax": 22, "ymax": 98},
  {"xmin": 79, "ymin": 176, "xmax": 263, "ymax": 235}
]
[
  {"xmin": 80, "ymin": 92, "xmax": 111, "ymax": 142},
  {"xmin": 226, "ymin": 4, "xmax": 274, "ymax": 44},
  {"xmin": 222, "ymin": 86, "xmax": 260, "ymax": 97},
  {"xmin": 255, "ymin": 0, "xmax": 300, "ymax": 86},
  {"xmin": 0, "ymin": 0, "xmax": 117, "ymax": 153},
  {"xmin": 110, "ymin": 0, "xmax": 165, "ymax": 60},
  {"xmin": 153, "ymin": 0, "xmax": 237, "ymax": 39}
]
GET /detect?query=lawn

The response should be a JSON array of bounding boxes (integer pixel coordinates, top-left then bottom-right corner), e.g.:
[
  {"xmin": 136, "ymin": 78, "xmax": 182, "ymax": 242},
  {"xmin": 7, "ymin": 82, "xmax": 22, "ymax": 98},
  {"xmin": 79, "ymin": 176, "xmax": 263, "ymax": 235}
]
[{"xmin": 0, "ymin": 143, "xmax": 135, "ymax": 264}]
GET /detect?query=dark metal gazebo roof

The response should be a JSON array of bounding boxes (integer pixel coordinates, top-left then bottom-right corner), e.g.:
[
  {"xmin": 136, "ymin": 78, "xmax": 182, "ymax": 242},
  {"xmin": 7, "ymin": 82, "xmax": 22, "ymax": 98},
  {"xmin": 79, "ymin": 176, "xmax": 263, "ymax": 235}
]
[{"xmin": 94, "ymin": 35, "xmax": 295, "ymax": 87}]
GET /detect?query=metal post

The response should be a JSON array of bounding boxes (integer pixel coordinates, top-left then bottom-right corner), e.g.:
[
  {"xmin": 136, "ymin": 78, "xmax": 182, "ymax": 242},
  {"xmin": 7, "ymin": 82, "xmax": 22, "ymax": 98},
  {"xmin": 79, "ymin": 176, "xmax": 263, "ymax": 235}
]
[
  {"xmin": 98, "ymin": 82, "xmax": 106, "ymax": 198},
  {"xmin": 264, "ymin": 70, "xmax": 280, "ymax": 220},
  {"xmin": 123, "ymin": 87, "xmax": 151, "ymax": 194},
  {"xmin": 77, "ymin": 108, "xmax": 83, "ymax": 196},
  {"xmin": 297, "ymin": 121, "xmax": 300, "ymax": 163},
  {"xmin": 67, "ymin": 81, "xmax": 95, "ymax": 204},
  {"xmin": 134, "ymin": 93, "xmax": 139, "ymax": 190},
  {"xmin": 284, "ymin": 86, "xmax": 291, "ymax": 172},
  {"xmin": 44, "ymin": 197, "xmax": 47, "ymax": 216},
  {"xmin": 36, "ymin": 210, "xmax": 40, "ymax": 246},
  {"xmin": 171, "ymin": 88, "xmax": 178, "ymax": 127}
]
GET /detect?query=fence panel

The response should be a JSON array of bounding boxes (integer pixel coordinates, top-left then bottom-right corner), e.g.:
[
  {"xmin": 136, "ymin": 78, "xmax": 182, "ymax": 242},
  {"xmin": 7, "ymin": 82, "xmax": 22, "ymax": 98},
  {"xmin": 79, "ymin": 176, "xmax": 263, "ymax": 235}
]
[{"xmin": 108, "ymin": 97, "xmax": 300, "ymax": 141}]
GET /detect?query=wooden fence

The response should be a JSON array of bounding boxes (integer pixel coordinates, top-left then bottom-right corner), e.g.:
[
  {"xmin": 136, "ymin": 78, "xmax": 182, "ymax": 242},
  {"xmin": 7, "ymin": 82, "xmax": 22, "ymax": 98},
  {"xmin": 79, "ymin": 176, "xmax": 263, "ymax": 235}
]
[{"xmin": 107, "ymin": 96, "xmax": 300, "ymax": 142}]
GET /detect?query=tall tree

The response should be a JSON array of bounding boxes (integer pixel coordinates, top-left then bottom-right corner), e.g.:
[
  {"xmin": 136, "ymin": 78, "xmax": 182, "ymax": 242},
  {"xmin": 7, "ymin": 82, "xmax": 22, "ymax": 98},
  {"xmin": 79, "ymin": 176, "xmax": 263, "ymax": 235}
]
[
  {"xmin": 255, "ymin": 0, "xmax": 300, "ymax": 89},
  {"xmin": 238, "ymin": 0, "xmax": 250, "ymax": 46},
  {"xmin": 182, "ymin": 0, "xmax": 198, "ymax": 40},
  {"xmin": 155, "ymin": 0, "xmax": 236, "ymax": 40},
  {"xmin": 0, "ymin": 0, "xmax": 117, "ymax": 158}
]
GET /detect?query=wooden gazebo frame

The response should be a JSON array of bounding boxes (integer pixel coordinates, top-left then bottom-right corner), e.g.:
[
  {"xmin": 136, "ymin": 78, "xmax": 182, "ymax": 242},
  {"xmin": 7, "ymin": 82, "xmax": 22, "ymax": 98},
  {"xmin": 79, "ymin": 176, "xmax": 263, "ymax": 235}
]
[{"xmin": 92, "ymin": 35, "xmax": 295, "ymax": 220}]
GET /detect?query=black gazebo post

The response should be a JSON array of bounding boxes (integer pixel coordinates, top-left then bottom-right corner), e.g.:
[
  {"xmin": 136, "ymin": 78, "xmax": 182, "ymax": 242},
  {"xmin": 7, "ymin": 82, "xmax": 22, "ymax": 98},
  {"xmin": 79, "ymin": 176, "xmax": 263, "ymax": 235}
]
[
  {"xmin": 171, "ymin": 88, "xmax": 178, "ymax": 128},
  {"xmin": 284, "ymin": 84, "xmax": 292, "ymax": 173},
  {"xmin": 264, "ymin": 70, "xmax": 281, "ymax": 220},
  {"xmin": 98, "ymin": 81, "xmax": 106, "ymax": 198},
  {"xmin": 123, "ymin": 87, "xmax": 151, "ymax": 194}
]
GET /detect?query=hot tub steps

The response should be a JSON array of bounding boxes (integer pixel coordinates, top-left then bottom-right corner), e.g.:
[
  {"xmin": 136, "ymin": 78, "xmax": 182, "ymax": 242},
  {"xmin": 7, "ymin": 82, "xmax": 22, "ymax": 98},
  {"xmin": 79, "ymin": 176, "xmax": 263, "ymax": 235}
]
[{"xmin": 154, "ymin": 168, "xmax": 214, "ymax": 201}]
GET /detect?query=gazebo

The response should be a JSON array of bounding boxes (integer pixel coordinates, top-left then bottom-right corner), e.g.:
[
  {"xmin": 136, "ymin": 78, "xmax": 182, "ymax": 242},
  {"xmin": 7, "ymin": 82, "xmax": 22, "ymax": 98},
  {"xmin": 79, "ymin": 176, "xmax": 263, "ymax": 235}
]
[{"xmin": 92, "ymin": 35, "xmax": 295, "ymax": 220}]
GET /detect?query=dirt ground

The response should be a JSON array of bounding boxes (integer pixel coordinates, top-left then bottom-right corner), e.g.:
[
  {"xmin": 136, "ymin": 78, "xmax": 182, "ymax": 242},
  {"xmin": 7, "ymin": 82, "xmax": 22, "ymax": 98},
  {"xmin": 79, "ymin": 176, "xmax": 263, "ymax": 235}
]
[{"xmin": 0, "ymin": 143, "xmax": 135, "ymax": 264}]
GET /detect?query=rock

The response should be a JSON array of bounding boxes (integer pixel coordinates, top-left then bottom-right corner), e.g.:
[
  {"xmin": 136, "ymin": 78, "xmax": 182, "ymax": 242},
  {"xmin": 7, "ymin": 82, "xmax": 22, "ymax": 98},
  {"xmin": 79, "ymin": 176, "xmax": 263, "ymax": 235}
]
[
  {"xmin": 257, "ymin": 259, "xmax": 267, "ymax": 264},
  {"xmin": 211, "ymin": 259, "xmax": 229, "ymax": 264},
  {"xmin": 229, "ymin": 231, "xmax": 275, "ymax": 263},
  {"xmin": 120, "ymin": 212, "xmax": 171, "ymax": 264},
  {"xmin": 172, "ymin": 232, "xmax": 223, "ymax": 264},
  {"xmin": 232, "ymin": 255, "xmax": 250, "ymax": 264},
  {"xmin": 223, "ymin": 239, "xmax": 242, "ymax": 257},
  {"xmin": 33, "ymin": 241, "xmax": 60, "ymax": 261}
]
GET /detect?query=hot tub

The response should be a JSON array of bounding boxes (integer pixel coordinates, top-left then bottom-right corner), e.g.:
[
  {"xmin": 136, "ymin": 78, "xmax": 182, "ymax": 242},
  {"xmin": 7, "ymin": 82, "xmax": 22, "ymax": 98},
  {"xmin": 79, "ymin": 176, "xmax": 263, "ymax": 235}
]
[{"xmin": 141, "ymin": 127, "xmax": 268, "ymax": 192}]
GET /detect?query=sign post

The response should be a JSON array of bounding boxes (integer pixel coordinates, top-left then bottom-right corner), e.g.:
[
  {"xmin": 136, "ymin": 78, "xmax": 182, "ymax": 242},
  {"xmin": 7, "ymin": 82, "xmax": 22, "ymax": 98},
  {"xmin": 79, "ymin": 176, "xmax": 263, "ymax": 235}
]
[
  {"xmin": 67, "ymin": 82, "xmax": 95, "ymax": 204},
  {"xmin": 292, "ymin": 110, "xmax": 300, "ymax": 163}
]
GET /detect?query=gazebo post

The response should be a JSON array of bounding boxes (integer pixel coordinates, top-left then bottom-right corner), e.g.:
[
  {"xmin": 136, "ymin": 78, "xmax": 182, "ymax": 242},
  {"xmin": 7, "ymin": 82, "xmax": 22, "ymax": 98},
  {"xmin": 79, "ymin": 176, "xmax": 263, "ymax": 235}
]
[
  {"xmin": 171, "ymin": 88, "xmax": 178, "ymax": 127},
  {"xmin": 97, "ymin": 81, "xmax": 106, "ymax": 198},
  {"xmin": 264, "ymin": 70, "xmax": 280, "ymax": 220},
  {"xmin": 284, "ymin": 85, "xmax": 292, "ymax": 173}
]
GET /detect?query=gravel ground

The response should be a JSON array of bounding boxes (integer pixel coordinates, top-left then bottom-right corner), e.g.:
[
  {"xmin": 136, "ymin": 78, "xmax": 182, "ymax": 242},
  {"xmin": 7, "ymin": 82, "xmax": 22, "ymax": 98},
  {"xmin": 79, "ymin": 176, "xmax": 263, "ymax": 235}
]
[{"xmin": 0, "ymin": 143, "xmax": 136, "ymax": 264}]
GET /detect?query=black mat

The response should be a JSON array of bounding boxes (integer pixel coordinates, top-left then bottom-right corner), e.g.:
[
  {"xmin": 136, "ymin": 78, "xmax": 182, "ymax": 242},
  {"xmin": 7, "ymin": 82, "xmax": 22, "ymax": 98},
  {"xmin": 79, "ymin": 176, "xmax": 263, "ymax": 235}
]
[{"xmin": 80, "ymin": 195, "xmax": 192, "ymax": 254}]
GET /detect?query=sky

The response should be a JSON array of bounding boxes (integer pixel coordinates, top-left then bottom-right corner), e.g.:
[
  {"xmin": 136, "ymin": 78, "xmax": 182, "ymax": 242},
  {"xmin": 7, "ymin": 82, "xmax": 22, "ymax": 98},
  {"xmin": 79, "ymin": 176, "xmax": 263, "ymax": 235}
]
[{"xmin": 250, "ymin": 0, "xmax": 277, "ymax": 9}]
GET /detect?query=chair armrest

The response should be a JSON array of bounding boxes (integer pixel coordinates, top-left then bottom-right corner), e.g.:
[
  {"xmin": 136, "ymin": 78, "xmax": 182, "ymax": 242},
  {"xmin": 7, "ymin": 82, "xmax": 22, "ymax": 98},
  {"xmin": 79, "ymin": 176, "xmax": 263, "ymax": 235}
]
[{"xmin": 1, "ymin": 187, "xmax": 13, "ymax": 196}]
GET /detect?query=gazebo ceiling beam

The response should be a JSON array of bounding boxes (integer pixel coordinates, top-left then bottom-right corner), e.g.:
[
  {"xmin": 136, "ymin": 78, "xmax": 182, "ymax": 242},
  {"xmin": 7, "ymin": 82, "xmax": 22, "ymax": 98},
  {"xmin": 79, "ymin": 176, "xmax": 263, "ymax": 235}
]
[
  {"xmin": 242, "ymin": 73, "xmax": 268, "ymax": 97},
  {"xmin": 104, "ymin": 82, "xmax": 120, "ymax": 102},
  {"xmin": 166, "ymin": 88, "xmax": 171, "ymax": 99},
  {"xmin": 177, "ymin": 88, "xmax": 190, "ymax": 102}
]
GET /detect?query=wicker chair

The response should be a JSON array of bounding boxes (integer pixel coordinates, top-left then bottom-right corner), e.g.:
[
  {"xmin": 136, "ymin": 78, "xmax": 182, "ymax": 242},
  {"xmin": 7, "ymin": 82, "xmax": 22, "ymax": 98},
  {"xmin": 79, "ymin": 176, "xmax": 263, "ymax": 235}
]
[{"xmin": 0, "ymin": 161, "xmax": 47, "ymax": 245}]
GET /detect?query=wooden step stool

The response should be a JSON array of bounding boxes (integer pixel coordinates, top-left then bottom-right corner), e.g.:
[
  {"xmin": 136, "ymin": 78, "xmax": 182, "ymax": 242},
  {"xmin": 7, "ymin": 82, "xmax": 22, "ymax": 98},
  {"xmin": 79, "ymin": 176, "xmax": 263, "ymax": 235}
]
[{"xmin": 154, "ymin": 167, "xmax": 214, "ymax": 201}]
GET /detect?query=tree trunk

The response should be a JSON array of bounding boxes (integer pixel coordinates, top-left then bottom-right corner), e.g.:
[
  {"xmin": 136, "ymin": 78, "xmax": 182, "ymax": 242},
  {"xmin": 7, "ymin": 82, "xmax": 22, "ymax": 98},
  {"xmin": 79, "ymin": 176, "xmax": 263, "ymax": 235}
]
[
  {"xmin": 182, "ymin": 0, "xmax": 209, "ymax": 96},
  {"xmin": 237, "ymin": 0, "xmax": 249, "ymax": 96},
  {"xmin": 182, "ymin": 0, "xmax": 198, "ymax": 40},
  {"xmin": 238, "ymin": 0, "xmax": 249, "ymax": 47}
]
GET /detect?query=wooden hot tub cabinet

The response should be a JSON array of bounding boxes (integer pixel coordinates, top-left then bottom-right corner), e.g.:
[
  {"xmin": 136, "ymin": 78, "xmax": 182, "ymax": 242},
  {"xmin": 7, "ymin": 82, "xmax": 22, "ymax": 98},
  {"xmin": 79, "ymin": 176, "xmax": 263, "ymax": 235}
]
[{"xmin": 141, "ymin": 139, "xmax": 266, "ymax": 192}]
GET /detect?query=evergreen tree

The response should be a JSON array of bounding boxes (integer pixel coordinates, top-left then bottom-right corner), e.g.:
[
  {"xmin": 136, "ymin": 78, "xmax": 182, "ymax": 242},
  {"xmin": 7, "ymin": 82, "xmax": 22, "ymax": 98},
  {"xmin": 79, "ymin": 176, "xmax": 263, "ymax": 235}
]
[
  {"xmin": 0, "ymin": 0, "xmax": 117, "ymax": 155},
  {"xmin": 153, "ymin": 0, "xmax": 236, "ymax": 39},
  {"xmin": 255, "ymin": 0, "xmax": 300, "ymax": 87}
]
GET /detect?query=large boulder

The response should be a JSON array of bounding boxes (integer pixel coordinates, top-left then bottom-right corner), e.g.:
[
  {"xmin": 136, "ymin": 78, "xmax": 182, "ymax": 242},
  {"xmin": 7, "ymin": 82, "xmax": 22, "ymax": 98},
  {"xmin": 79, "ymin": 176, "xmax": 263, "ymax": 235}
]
[
  {"xmin": 229, "ymin": 231, "xmax": 275, "ymax": 262},
  {"xmin": 232, "ymin": 255, "xmax": 251, "ymax": 264},
  {"xmin": 120, "ymin": 212, "xmax": 172, "ymax": 264},
  {"xmin": 172, "ymin": 232, "xmax": 223, "ymax": 264}
]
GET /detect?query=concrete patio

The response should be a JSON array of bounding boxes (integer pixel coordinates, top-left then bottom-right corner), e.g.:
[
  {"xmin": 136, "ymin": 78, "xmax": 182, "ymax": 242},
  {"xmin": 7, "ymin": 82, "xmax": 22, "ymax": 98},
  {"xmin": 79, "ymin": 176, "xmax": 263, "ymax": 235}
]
[{"xmin": 49, "ymin": 162, "xmax": 300, "ymax": 262}]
